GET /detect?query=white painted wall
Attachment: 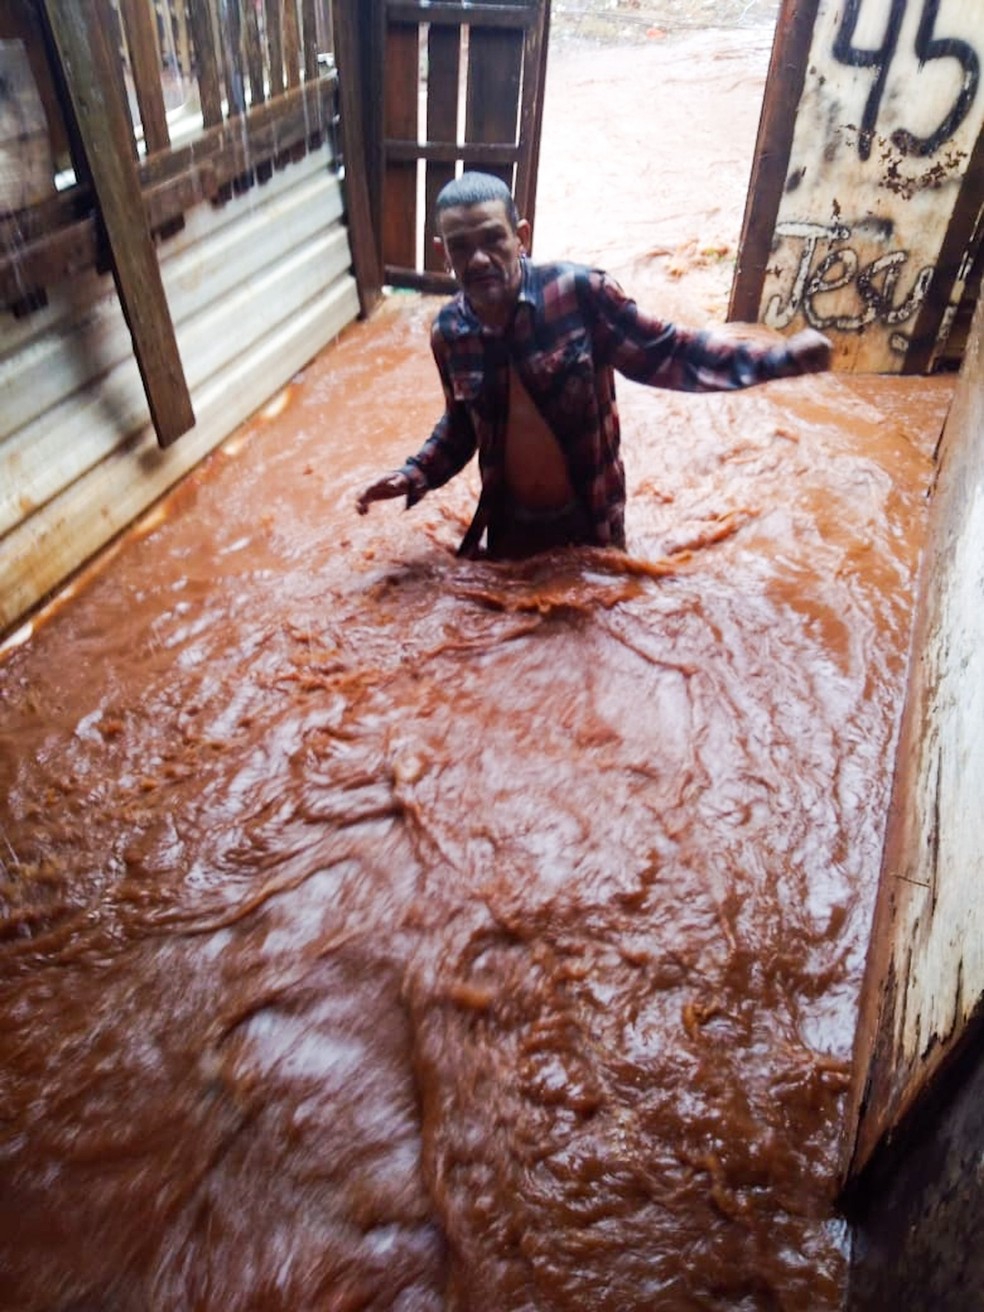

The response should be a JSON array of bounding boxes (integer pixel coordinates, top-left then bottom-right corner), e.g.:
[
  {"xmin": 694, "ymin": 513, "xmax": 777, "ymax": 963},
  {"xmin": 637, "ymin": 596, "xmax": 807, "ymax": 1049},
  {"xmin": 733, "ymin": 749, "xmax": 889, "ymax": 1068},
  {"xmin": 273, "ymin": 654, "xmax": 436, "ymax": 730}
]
[{"xmin": 0, "ymin": 143, "xmax": 360, "ymax": 634}]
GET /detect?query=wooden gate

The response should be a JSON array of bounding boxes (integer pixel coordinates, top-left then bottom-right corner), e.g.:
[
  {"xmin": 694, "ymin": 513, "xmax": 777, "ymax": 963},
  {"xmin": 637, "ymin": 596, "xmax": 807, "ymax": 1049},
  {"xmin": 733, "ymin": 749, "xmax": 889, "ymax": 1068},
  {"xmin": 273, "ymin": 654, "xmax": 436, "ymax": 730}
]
[{"xmin": 334, "ymin": 0, "xmax": 550, "ymax": 297}]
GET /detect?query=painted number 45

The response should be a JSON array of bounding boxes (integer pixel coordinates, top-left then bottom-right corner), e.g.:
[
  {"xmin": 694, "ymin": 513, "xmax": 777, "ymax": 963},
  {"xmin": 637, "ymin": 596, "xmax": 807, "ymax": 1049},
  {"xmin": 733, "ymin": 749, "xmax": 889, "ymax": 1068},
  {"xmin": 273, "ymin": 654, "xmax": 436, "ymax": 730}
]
[{"xmin": 833, "ymin": 0, "xmax": 980, "ymax": 159}]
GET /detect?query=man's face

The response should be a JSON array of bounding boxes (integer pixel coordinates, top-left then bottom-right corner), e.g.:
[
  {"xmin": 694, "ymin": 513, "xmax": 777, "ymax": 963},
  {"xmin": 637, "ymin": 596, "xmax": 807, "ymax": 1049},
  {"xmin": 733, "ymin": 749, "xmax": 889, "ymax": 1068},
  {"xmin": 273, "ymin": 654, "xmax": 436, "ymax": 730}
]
[{"xmin": 437, "ymin": 200, "xmax": 531, "ymax": 329}]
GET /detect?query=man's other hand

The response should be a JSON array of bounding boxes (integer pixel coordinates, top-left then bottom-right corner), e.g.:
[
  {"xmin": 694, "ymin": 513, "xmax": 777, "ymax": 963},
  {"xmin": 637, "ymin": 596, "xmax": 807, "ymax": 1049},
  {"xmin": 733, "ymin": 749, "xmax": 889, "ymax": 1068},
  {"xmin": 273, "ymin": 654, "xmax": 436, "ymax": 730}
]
[
  {"xmin": 356, "ymin": 472, "xmax": 410, "ymax": 515},
  {"xmin": 786, "ymin": 328, "xmax": 833, "ymax": 375}
]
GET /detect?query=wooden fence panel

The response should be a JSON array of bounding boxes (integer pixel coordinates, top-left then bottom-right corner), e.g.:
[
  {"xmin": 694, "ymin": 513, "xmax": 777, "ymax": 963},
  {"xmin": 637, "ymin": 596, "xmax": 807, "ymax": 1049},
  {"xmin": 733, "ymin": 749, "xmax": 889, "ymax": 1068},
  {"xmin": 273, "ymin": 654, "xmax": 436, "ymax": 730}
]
[
  {"xmin": 0, "ymin": 77, "xmax": 338, "ymax": 307},
  {"xmin": 374, "ymin": 0, "xmax": 548, "ymax": 291},
  {"xmin": 423, "ymin": 0, "xmax": 461, "ymax": 274},
  {"xmin": 3, "ymin": 2, "xmax": 338, "ymax": 445}
]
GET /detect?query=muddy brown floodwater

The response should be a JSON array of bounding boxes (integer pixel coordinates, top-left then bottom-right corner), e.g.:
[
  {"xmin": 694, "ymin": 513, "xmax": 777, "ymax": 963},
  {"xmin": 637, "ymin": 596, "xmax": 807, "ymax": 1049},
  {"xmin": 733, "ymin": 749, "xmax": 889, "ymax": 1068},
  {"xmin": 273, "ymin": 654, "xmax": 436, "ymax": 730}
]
[{"xmin": 0, "ymin": 23, "xmax": 956, "ymax": 1312}]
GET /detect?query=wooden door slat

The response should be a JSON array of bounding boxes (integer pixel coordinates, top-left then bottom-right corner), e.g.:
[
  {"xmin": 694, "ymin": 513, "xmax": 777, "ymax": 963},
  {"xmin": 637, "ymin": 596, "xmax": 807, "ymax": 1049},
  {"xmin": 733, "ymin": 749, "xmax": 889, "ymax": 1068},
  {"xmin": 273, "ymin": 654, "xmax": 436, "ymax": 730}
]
[
  {"xmin": 514, "ymin": 0, "xmax": 549, "ymax": 233},
  {"xmin": 382, "ymin": 19, "xmax": 418, "ymax": 270},
  {"xmin": 244, "ymin": 0, "xmax": 266, "ymax": 106},
  {"xmin": 118, "ymin": 0, "xmax": 171, "ymax": 155},
  {"xmin": 188, "ymin": 0, "xmax": 224, "ymax": 128},
  {"xmin": 332, "ymin": 0, "xmax": 384, "ymax": 313},
  {"xmin": 219, "ymin": 0, "xmax": 247, "ymax": 118},
  {"xmin": 387, "ymin": 2, "xmax": 537, "ymax": 28},
  {"xmin": 266, "ymin": 0, "xmax": 285, "ymax": 97},
  {"xmin": 302, "ymin": 0, "xmax": 319, "ymax": 82},
  {"xmin": 463, "ymin": 0, "xmax": 528, "ymax": 189},
  {"xmin": 387, "ymin": 139, "xmax": 518, "ymax": 164},
  {"xmin": 283, "ymin": 0, "xmax": 301, "ymax": 87},
  {"xmin": 728, "ymin": 0, "xmax": 818, "ymax": 324}
]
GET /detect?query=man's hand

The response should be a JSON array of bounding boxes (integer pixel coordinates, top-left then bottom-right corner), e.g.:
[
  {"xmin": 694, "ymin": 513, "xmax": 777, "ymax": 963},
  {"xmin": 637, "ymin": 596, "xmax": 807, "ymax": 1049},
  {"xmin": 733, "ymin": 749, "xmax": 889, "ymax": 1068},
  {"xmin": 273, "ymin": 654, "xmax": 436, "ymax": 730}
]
[
  {"xmin": 356, "ymin": 472, "xmax": 410, "ymax": 515},
  {"xmin": 786, "ymin": 328, "xmax": 833, "ymax": 375}
]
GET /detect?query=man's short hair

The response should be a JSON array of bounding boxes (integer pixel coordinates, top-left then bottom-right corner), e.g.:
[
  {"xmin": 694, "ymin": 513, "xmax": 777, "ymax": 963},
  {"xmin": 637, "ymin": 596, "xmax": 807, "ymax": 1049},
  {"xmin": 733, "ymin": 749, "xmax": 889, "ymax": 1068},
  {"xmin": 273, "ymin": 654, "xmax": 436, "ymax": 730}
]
[{"xmin": 435, "ymin": 171, "xmax": 520, "ymax": 231}]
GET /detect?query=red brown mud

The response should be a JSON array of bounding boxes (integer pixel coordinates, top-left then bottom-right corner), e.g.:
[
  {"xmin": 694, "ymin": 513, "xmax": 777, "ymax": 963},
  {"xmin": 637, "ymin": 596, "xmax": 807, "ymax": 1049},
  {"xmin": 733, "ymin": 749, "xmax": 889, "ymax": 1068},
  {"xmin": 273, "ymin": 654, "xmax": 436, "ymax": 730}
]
[{"xmin": 0, "ymin": 23, "xmax": 955, "ymax": 1312}]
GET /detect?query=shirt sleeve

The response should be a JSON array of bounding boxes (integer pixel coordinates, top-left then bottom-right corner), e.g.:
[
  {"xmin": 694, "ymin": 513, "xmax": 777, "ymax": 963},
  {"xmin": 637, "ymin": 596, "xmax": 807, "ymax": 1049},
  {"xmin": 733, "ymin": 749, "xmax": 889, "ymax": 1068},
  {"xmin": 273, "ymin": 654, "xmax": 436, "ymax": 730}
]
[
  {"xmin": 585, "ymin": 269, "xmax": 797, "ymax": 392},
  {"xmin": 398, "ymin": 328, "xmax": 479, "ymax": 505}
]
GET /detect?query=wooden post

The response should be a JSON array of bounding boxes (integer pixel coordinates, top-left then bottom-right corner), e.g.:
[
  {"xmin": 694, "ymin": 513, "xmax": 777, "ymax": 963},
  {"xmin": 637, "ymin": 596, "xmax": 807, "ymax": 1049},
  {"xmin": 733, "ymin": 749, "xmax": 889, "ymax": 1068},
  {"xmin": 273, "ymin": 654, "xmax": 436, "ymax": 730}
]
[
  {"xmin": 243, "ymin": 0, "xmax": 265, "ymax": 107},
  {"xmin": 302, "ymin": 0, "xmax": 319, "ymax": 81},
  {"xmin": 243, "ymin": 0, "xmax": 273, "ymax": 179},
  {"xmin": 218, "ymin": 0, "xmax": 247, "ymax": 117},
  {"xmin": 423, "ymin": 0, "xmax": 460, "ymax": 274},
  {"xmin": 381, "ymin": 12, "xmax": 417, "ymax": 273},
  {"xmin": 332, "ymin": 0, "xmax": 383, "ymax": 315},
  {"xmin": 283, "ymin": 0, "xmax": 301, "ymax": 87},
  {"xmin": 515, "ymin": 0, "xmax": 549, "ymax": 242},
  {"xmin": 728, "ymin": 0, "xmax": 818, "ymax": 324},
  {"xmin": 266, "ymin": 0, "xmax": 285, "ymax": 97},
  {"xmin": 187, "ymin": 0, "xmax": 224, "ymax": 128},
  {"xmin": 173, "ymin": 0, "xmax": 193, "ymax": 79},
  {"xmin": 118, "ymin": 0, "xmax": 171, "ymax": 155},
  {"xmin": 39, "ymin": 0, "xmax": 195, "ymax": 448}
]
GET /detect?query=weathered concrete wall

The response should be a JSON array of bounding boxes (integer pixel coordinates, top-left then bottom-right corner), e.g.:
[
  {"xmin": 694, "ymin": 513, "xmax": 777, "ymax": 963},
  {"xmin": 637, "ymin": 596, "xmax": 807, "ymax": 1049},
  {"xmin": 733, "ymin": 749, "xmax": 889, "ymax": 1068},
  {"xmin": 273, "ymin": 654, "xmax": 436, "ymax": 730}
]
[
  {"xmin": 0, "ymin": 145, "xmax": 359, "ymax": 637},
  {"xmin": 846, "ymin": 257, "xmax": 984, "ymax": 1175}
]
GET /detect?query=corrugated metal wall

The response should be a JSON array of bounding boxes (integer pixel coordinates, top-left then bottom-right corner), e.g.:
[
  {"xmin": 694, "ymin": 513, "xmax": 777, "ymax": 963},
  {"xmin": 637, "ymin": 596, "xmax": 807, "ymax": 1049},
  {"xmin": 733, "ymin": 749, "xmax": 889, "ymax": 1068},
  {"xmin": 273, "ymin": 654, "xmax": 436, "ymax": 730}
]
[{"xmin": 0, "ymin": 144, "xmax": 359, "ymax": 635}]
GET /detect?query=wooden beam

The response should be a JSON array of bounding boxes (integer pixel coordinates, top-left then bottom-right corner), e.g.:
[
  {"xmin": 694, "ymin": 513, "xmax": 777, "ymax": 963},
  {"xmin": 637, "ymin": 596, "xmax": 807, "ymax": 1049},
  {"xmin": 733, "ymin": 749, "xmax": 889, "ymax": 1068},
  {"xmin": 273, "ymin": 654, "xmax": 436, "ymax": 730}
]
[
  {"xmin": 187, "ymin": 0, "xmax": 224, "ymax": 128},
  {"xmin": 424, "ymin": 0, "xmax": 461, "ymax": 273},
  {"xmin": 906, "ymin": 125, "xmax": 984, "ymax": 373},
  {"xmin": 218, "ymin": 0, "xmax": 247, "ymax": 117},
  {"xmin": 39, "ymin": 0, "xmax": 195, "ymax": 448},
  {"xmin": 266, "ymin": 0, "xmax": 285, "ymax": 97},
  {"xmin": 462, "ymin": 0, "xmax": 526, "ymax": 188},
  {"xmin": 243, "ymin": 0, "xmax": 266, "ymax": 106},
  {"xmin": 385, "ymin": 138, "xmax": 518, "ymax": 164},
  {"xmin": 284, "ymin": 0, "xmax": 301, "ymax": 86},
  {"xmin": 514, "ymin": 0, "xmax": 549, "ymax": 229},
  {"xmin": 243, "ymin": 0, "xmax": 273, "ymax": 180},
  {"xmin": 302, "ymin": 0, "xmax": 319, "ymax": 81},
  {"xmin": 381, "ymin": 19, "xmax": 418, "ymax": 270},
  {"xmin": 385, "ymin": 264, "xmax": 455, "ymax": 294},
  {"xmin": 386, "ymin": 2, "xmax": 537, "ymax": 27},
  {"xmin": 727, "ymin": 0, "xmax": 819, "ymax": 323},
  {"xmin": 333, "ymin": 0, "xmax": 384, "ymax": 313},
  {"xmin": 118, "ymin": 0, "xmax": 171, "ymax": 155}
]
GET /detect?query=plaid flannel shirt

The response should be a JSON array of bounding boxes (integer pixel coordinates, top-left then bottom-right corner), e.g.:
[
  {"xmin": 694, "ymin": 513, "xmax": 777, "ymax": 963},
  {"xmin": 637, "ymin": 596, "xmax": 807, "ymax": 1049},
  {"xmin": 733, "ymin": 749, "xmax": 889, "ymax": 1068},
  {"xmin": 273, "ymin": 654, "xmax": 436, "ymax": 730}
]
[{"xmin": 401, "ymin": 259, "xmax": 799, "ymax": 549}]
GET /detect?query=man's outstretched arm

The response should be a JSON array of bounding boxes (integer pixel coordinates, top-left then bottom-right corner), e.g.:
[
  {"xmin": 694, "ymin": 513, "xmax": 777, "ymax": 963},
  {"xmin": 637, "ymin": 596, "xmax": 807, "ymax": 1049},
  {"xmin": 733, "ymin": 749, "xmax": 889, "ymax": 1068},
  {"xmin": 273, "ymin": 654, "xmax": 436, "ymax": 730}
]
[{"xmin": 588, "ymin": 269, "xmax": 833, "ymax": 390}]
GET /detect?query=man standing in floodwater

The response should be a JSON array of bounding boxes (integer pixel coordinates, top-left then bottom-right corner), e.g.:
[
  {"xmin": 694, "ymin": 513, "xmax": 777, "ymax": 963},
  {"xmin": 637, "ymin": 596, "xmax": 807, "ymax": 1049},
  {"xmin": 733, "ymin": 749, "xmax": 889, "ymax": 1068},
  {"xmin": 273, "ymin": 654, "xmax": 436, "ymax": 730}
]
[{"xmin": 356, "ymin": 171, "xmax": 832, "ymax": 559}]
